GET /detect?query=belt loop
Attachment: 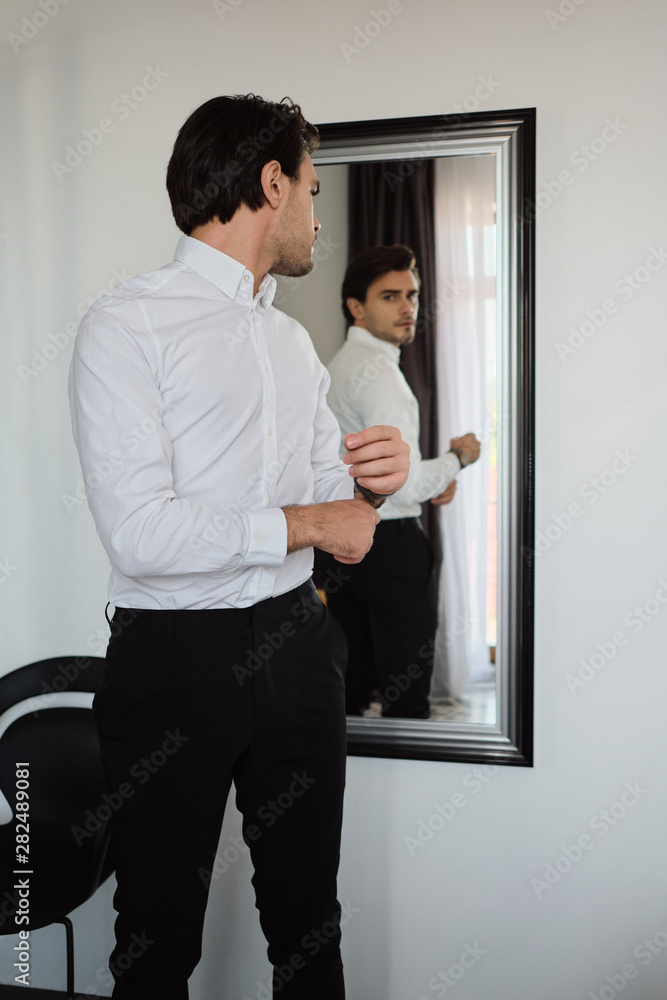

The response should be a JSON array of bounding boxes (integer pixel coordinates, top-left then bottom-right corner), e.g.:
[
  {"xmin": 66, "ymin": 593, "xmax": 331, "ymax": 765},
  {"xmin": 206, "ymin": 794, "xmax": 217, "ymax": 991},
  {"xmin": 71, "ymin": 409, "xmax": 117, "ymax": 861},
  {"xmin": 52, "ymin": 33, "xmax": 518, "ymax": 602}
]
[{"xmin": 166, "ymin": 612, "xmax": 176, "ymax": 649}]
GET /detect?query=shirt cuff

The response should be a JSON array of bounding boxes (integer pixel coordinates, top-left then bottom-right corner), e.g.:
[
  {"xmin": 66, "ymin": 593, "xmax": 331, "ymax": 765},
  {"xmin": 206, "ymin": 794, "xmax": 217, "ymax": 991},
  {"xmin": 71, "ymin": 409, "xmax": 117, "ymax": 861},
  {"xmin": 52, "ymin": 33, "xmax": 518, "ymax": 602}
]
[
  {"xmin": 443, "ymin": 451, "xmax": 462, "ymax": 479},
  {"xmin": 245, "ymin": 508, "xmax": 288, "ymax": 568}
]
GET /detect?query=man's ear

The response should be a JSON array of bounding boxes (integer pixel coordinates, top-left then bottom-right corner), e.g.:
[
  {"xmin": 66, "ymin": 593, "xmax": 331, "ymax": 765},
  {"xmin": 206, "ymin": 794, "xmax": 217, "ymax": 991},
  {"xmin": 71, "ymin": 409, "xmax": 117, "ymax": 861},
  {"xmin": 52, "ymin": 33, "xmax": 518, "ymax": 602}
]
[
  {"xmin": 260, "ymin": 160, "xmax": 288, "ymax": 209},
  {"xmin": 346, "ymin": 297, "xmax": 365, "ymax": 323}
]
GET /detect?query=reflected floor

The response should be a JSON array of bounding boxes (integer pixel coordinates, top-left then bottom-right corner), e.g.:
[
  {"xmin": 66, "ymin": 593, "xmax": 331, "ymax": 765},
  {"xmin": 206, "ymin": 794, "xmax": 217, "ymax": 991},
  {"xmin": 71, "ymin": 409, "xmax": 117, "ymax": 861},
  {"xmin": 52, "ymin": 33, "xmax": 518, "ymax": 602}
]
[{"xmin": 363, "ymin": 678, "xmax": 497, "ymax": 725}]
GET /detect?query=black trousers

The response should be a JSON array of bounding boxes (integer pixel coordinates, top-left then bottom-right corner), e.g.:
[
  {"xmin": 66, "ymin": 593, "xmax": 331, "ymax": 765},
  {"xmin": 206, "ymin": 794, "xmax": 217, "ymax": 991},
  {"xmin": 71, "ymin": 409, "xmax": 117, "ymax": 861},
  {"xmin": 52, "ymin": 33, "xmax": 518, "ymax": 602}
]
[
  {"xmin": 318, "ymin": 518, "xmax": 437, "ymax": 719},
  {"xmin": 94, "ymin": 580, "xmax": 347, "ymax": 999}
]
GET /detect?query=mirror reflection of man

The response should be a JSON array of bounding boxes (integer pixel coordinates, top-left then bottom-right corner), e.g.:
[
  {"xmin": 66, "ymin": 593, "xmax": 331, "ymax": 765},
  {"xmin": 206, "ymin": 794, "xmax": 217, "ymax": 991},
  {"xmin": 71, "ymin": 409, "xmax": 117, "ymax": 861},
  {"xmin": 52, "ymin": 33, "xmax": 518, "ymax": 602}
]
[{"xmin": 320, "ymin": 245, "xmax": 481, "ymax": 719}]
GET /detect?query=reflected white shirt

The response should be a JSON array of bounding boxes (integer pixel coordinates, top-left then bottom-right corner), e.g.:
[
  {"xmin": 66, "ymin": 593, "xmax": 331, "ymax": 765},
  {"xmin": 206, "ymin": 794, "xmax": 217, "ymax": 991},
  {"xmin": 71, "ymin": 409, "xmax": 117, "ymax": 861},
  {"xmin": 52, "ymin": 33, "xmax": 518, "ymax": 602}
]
[
  {"xmin": 68, "ymin": 235, "xmax": 353, "ymax": 610},
  {"xmin": 326, "ymin": 326, "xmax": 460, "ymax": 519}
]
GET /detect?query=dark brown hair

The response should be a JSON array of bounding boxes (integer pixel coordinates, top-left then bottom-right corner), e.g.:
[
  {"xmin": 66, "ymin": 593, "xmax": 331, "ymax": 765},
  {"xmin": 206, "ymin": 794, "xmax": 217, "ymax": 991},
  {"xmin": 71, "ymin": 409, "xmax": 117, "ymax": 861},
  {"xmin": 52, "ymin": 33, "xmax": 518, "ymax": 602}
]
[
  {"xmin": 342, "ymin": 245, "xmax": 420, "ymax": 325},
  {"xmin": 166, "ymin": 94, "xmax": 319, "ymax": 234}
]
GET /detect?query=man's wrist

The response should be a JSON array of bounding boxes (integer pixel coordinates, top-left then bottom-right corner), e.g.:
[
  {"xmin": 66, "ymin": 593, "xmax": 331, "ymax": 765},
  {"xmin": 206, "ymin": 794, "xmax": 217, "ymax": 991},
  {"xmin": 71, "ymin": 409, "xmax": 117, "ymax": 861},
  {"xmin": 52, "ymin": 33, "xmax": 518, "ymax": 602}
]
[
  {"xmin": 448, "ymin": 447, "xmax": 468, "ymax": 469},
  {"xmin": 353, "ymin": 479, "xmax": 387, "ymax": 509},
  {"xmin": 282, "ymin": 505, "xmax": 323, "ymax": 553}
]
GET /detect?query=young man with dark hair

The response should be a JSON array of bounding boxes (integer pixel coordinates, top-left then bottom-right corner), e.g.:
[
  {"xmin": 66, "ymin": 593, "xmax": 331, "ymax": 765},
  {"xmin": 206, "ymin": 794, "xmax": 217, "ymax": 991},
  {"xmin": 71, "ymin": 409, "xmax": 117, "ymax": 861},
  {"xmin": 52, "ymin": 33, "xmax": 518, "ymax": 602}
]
[
  {"xmin": 321, "ymin": 245, "xmax": 480, "ymax": 719},
  {"xmin": 68, "ymin": 95, "xmax": 409, "ymax": 1000}
]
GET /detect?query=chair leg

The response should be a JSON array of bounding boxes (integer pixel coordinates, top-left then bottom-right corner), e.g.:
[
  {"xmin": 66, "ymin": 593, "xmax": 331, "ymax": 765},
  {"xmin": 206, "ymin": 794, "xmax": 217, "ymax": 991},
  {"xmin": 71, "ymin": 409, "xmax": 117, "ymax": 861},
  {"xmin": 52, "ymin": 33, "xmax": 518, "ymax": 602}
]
[{"xmin": 55, "ymin": 916, "xmax": 75, "ymax": 998}]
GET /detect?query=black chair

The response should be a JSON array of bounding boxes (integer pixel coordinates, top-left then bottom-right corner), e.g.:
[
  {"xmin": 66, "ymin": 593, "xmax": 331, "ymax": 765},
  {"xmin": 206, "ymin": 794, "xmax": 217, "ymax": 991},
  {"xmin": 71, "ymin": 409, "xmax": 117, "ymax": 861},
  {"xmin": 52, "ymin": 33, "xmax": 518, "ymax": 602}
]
[{"xmin": 0, "ymin": 656, "xmax": 114, "ymax": 998}]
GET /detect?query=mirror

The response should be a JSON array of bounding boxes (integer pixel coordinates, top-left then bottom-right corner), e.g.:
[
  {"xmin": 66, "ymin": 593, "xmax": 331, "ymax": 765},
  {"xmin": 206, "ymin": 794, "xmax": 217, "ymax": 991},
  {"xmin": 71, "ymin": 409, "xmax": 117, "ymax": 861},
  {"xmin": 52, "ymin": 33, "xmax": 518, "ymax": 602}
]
[{"xmin": 275, "ymin": 109, "xmax": 535, "ymax": 765}]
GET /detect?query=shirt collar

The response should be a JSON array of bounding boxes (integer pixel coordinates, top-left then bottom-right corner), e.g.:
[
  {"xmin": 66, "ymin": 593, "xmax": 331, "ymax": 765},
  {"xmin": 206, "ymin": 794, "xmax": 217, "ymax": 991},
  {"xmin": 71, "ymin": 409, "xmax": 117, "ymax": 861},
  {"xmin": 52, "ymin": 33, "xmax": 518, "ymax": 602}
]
[
  {"xmin": 174, "ymin": 235, "xmax": 277, "ymax": 309},
  {"xmin": 347, "ymin": 325, "xmax": 401, "ymax": 363}
]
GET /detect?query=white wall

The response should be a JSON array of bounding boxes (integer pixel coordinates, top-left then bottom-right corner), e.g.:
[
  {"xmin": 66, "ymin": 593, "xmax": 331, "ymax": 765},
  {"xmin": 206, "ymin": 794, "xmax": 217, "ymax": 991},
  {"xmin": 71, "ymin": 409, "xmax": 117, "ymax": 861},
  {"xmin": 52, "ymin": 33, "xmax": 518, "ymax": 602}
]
[{"xmin": 1, "ymin": 1, "xmax": 667, "ymax": 997}]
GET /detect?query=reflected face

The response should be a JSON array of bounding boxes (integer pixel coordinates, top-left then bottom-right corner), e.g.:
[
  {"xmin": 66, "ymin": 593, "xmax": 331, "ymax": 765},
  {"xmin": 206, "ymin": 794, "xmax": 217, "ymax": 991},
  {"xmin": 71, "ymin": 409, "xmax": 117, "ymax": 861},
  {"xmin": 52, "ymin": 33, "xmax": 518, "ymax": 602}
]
[
  {"xmin": 271, "ymin": 154, "xmax": 321, "ymax": 278},
  {"xmin": 347, "ymin": 269, "xmax": 420, "ymax": 345}
]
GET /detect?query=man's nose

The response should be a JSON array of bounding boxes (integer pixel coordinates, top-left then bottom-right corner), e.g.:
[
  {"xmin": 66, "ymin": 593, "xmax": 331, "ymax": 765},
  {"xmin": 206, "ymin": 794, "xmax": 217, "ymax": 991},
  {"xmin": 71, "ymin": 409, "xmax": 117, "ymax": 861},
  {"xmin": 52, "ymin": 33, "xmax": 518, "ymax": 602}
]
[{"xmin": 313, "ymin": 216, "xmax": 321, "ymax": 234}]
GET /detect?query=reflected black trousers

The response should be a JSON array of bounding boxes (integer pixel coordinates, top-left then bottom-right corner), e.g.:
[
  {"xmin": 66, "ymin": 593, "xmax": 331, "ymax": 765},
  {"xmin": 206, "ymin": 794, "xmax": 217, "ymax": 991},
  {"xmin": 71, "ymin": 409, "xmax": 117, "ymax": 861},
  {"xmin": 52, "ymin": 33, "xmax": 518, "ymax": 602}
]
[
  {"xmin": 318, "ymin": 518, "xmax": 437, "ymax": 719},
  {"xmin": 94, "ymin": 580, "xmax": 347, "ymax": 1000}
]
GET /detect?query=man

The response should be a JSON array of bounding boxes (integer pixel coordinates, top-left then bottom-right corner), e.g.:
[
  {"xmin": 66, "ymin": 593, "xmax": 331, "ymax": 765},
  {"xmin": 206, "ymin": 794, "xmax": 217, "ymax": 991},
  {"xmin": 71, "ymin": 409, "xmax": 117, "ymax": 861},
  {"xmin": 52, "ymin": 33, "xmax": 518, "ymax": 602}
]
[
  {"xmin": 321, "ymin": 245, "xmax": 480, "ymax": 719},
  {"xmin": 68, "ymin": 96, "xmax": 409, "ymax": 1000}
]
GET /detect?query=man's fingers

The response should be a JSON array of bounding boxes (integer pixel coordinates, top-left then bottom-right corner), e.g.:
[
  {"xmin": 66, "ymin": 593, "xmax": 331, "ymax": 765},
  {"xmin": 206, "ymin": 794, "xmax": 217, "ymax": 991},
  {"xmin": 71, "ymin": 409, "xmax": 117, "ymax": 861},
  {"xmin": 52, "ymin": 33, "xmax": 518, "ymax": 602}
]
[
  {"xmin": 356, "ymin": 476, "xmax": 407, "ymax": 497},
  {"xmin": 349, "ymin": 457, "xmax": 405, "ymax": 479},
  {"xmin": 344, "ymin": 425, "xmax": 398, "ymax": 451},
  {"xmin": 343, "ymin": 439, "xmax": 398, "ymax": 466},
  {"xmin": 344, "ymin": 425, "xmax": 410, "ymax": 494},
  {"xmin": 332, "ymin": 507, "xmax": 379, "ymax": 562},
  {"xmin": 344, "ymin": 430, "xmax": 406, "ymax": 465}
]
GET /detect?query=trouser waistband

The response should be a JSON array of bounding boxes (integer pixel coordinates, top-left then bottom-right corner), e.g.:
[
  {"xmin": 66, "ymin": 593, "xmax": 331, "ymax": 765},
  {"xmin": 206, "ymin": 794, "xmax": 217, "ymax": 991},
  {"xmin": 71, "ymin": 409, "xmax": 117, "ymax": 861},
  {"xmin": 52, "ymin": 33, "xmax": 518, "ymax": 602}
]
[{"xmin": 107, "ymin": 579, "xmax": 319, "ymax": 640}]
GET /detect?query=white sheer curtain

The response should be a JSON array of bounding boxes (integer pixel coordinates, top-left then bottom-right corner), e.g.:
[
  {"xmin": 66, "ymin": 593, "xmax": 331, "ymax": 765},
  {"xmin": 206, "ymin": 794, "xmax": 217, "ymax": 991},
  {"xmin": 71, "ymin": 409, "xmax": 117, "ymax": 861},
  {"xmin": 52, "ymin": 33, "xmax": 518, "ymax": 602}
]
[{"xmin": 431, "ymin": 154, "xmax": 497, "ymax": 700}]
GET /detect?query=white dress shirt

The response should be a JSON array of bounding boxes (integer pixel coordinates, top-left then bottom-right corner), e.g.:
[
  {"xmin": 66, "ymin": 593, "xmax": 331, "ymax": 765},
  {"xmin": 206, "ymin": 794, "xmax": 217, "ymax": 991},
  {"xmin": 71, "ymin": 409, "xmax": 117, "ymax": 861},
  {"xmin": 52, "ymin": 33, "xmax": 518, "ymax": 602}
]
[
  {"xmin": 326, "ymin": 326, "xmax": 460, "ymax": 520},
  {"xmin": 68, "ymin": 235, "xmax": 353, "ymax": 610}
]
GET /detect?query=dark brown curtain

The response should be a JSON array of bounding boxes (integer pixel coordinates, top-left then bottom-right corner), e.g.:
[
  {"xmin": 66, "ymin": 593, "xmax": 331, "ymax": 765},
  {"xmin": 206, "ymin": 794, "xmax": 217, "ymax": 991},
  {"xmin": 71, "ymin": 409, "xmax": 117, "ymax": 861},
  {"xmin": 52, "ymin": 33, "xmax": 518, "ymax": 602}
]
[{"xmin": 348, "ymin": 159, "xmax": 441, "ymax": 559}]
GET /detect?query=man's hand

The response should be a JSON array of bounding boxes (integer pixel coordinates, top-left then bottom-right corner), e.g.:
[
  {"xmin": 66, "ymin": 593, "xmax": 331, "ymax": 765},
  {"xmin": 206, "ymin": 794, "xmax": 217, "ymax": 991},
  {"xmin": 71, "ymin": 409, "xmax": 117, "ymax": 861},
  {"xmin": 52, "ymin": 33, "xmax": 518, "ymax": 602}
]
[
  {"xmin": 342, "ymin": 425, "xmax": 410, "ymax": 496},
  {"xmin": 431, "ymin": 480, "xmax": 457, "ymax": 506},
  {"xmin": 450, "ymin": 432, "xmax": 481, "ymax": 467},
  {"xmin": 283, "ymin": 500, "xmax": 381, "ymax": 564}
]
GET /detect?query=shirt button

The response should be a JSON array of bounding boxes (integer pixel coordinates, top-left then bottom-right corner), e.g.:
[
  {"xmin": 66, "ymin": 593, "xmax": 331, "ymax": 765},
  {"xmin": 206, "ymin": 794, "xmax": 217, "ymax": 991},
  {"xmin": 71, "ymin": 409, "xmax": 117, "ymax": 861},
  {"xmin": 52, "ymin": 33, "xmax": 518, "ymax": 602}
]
[
  {"xmin": 243, "ymin": 273, "xmax": 251, "ymax": 282},
  {"xmin": 268, "ymin": 428, "xmax": 273, "ymax": 437}
]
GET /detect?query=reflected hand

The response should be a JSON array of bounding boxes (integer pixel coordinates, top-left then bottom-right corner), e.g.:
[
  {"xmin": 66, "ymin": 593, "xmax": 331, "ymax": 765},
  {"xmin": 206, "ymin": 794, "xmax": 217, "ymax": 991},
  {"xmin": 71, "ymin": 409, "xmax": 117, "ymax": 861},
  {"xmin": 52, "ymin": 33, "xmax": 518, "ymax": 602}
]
[
  {"xmin": 450, "ymin": 432, "xmax": 481, "ymax": 467},
  {"xmin": 431, "ymin": 480, "xmax": 457, "ymax": 506}
]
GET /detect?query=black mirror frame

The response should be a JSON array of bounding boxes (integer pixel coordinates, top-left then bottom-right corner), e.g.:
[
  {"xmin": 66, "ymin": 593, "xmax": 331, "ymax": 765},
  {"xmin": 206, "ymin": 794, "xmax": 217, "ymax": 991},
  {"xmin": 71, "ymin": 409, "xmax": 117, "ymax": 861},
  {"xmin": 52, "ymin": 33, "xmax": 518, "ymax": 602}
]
[{"xmin": 313, "ymin": 108, "xmax": 535, "ymax": 766}]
